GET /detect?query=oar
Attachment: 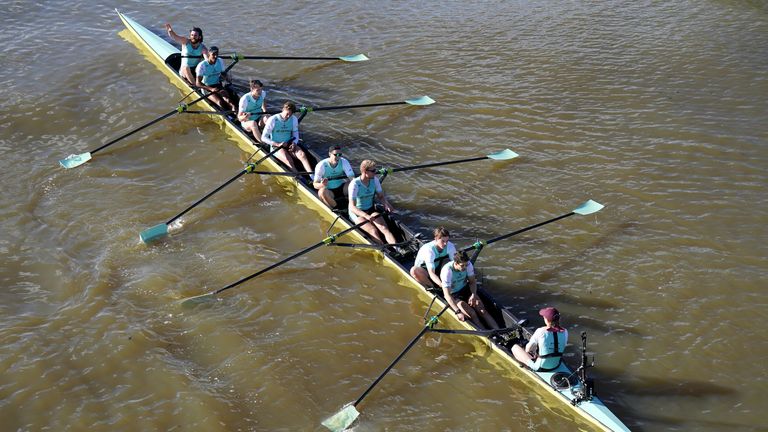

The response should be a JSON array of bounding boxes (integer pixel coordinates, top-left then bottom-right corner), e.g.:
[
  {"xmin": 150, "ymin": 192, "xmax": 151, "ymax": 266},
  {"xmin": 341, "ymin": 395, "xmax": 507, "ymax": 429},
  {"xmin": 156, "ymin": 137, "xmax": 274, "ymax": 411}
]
[
  {"xmin": 180, "ymin": 95, "xmax": 435, "ymax": 118},
  {"xmin": 59, "ymin": 57, "xmax": 242, "ymax": 169},
  {"xmin": 378, "ymin": 148, "xmax": 518, "ymax": 176},
  {"xmin": 182, "ymin": 53, "xmax": 370, "ymax": 62},
  {"xmin": 297, "ymin": 95, "xmax": 435, "ymax": 113},
  {"xmin": 58, "ymin": 92, "xmax": 215, "ymax": 169},
  {"xmin": 322, "ymin": 305, "xmax": 449, "ymax": 432},
  {"xmin": 139, "ymin": 147, "xmax": 281, "ymax": 243},
  {"xmin": 462, "ymin": 199, "xmax": 605, "ymax": 260},
  {"xmin": 179, "ymin": 219, "xmax": 371, "ymax": 307},
  {"xmin": 243, "ymin": 149, "xmax": 518, "ymax": 179}
]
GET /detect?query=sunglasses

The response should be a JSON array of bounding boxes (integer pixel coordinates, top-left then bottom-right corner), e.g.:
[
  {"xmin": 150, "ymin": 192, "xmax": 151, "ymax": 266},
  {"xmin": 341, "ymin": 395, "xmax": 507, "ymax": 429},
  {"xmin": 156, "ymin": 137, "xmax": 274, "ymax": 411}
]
[
  {"xmin": 365, "ymin": 168, "xmax": 377, "ymax": 173},
  {"xmin": 331, "ymin": 152, "xmax": 342, "ymax": 157}
]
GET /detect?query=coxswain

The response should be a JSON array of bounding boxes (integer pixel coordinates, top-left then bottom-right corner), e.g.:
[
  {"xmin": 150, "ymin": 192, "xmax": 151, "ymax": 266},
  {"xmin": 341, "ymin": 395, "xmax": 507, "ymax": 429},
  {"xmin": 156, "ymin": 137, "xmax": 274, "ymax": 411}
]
[{"xmin": 512, "ymin": 307, "xmax": 568, "ymax": 371}]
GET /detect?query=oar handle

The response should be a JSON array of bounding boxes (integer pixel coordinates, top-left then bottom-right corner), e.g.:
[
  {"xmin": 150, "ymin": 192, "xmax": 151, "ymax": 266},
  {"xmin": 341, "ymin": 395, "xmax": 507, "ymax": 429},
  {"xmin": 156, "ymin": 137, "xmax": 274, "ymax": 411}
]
[
  {"xmin": 166, "ymin": 169, "xmax": 249, "ymax": 225},
  {"xmin": 353, "ymin": 305, "xmax": 449, "ymax": 408}
]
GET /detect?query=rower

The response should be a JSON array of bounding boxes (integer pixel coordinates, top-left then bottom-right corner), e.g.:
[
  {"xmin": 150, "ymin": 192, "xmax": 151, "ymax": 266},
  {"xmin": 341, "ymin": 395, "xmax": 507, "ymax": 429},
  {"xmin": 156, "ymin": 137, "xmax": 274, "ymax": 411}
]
[
  {"xmin": 262, "ymin": 101, "xmax": 314, "ymax": 173},
  {"xmin": 348, "ymin": 159, "xmax": 398, "ymax": 245},
  {"xmin": 440, "ymin": 251, "xmax": 499, "ymax": 330},
  {"xmin": 194, "ymin": 46, "xmax": 237, "ymax": 112},
  {"xmin": 410, "ymin": 226, "xmax": 456, "ymax": 288},
  {"xmin": 165, "ymin": 23, "xmax": 206, "ymax": 85},
  {"xmin": 313, "ymin": 145, "xmax": 354, "ymax": 209},
  {"xmin": 237, "ymin": 79, "xmax": 268, "ymax": 143},
  {"xmin": 512, "ymin": 307, "xmax": 568, "ymax": 371}
]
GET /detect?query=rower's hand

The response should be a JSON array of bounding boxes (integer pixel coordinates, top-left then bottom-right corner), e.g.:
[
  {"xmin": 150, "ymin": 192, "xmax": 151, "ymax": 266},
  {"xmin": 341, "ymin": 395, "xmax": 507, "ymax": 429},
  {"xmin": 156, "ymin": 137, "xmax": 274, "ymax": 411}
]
[
  {"xmin": 369, "ymin": 212, "xmax": 380, "ymax": 220},
  {"xmin": 455, "ymin": 310, "xmax": 466, "ymax": 321},
  {"xmin": 320, "ymin": 178, "xmax": 329, "ymax": 186},
  {"xmin": 165, "ymin": 24, "xmax": 172, "ymax": 33},
  {"xmin": 468, "ymin": 294, "xmax": 479, "ymax": 307}
]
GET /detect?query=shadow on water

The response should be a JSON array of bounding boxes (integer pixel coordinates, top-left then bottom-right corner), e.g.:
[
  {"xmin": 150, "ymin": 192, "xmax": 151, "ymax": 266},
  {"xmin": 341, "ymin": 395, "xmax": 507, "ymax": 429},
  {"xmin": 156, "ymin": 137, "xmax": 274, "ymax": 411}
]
[{"xmin": 592, "ymin": 367, "xmax": 741, "ymax": 431}]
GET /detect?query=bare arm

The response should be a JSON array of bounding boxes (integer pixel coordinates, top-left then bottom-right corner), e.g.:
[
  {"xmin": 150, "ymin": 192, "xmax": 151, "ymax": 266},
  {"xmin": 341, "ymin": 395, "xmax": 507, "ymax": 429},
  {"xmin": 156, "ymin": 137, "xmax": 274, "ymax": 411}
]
[{"xmin": 165, "ymin": 24, "xmax": 187, "ymax": 45}]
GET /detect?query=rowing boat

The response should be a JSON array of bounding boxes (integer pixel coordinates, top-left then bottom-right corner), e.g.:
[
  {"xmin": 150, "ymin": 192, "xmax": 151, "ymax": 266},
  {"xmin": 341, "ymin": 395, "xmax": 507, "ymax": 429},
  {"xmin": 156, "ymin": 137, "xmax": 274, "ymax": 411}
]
[{"xmin": 116, "ymin": 10, "xmax": 631, "ymax": 432}]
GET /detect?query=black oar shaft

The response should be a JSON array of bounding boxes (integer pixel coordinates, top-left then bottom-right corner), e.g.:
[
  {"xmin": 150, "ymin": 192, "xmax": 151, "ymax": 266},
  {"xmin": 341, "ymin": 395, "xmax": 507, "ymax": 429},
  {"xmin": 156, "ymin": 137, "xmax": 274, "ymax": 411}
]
[
  {"xmin": 484, "ymin": 212, "xmax": 575, "ymax": 247},
  {"xmin": 391, "ymin": 155, "xmax": 488, "ymax": 173},
  {"xmin": 240, "ymin": 56, "xmax": 343, "ymax": 60},
  {"xmin": 166, "ymin": 169, "xmax": 248, "ymax": 225},
  {"xmin": 90, "ymin": 92, "xmax": 213, "ymax": 155},
  {"xmin": 310, "ymin": 101, "xmax": 407, "ymax": 112},
  {"xmin": 214, "ymin": 241, "xmax": 327, "ymax": 295},
  {"xmin": 353, "ymin": 305, "xmax": 449, "ymax": 408},
  {"xmin": 166, "ymin": 147, "xmax": 280, "ymax": 224},
  {"xmin": 213, "ymin": 220, "xmax": 370, "ymax": 296}
]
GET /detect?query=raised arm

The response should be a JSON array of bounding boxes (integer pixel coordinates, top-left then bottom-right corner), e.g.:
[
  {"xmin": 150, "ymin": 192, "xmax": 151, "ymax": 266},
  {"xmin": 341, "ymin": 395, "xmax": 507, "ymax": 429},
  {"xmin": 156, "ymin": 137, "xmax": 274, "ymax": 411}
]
[{"xmin": 165, "ymin": 24, "xmax": 187, "ymax": 45}]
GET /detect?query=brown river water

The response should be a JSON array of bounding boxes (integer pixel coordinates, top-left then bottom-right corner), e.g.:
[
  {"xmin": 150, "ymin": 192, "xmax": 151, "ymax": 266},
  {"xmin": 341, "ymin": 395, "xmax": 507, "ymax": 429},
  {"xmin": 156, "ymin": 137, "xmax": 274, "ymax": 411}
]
[{"xmin": 1, "ymin": 1, "xmax": 766, "ymax": 431}]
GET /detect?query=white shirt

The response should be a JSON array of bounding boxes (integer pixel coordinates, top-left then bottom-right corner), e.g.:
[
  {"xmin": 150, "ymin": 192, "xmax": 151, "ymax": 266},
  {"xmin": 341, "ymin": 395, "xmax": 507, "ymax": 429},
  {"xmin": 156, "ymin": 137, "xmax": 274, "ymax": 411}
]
[
  {"xmin": 314, "ymin": 157, "xmax": 354, "ymax": 184},
  {"xmin": 439, "ymin": 261, "xmax": 475, "ymax": 292},
  {"xmin": 261, "ymin": 114, "xmax": 299, "ymax": 147},
  {"xmin": 414, "ymin": 240, "xmax": 457, "ymax": 270}
]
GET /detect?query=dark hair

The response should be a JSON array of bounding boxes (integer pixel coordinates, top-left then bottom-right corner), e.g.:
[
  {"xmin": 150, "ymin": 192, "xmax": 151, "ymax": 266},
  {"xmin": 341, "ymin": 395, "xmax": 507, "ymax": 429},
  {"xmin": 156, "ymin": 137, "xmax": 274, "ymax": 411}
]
[
  {"xmin": 191, "ymin": 27, "xmax": 203, "ymax": 43},
  {"xmin": 433, "ymin": 226, "xmax": 450, "ymax": 239},
  {"xmin": 454, "ymin": 251, "xmax": 469, "ymax": 264},
  {"xmin": 249, "ymin": 79, "xmax": 263, "ymax": 89},
  {"xmin": 328, "ymin": 145, "xmax": 342, "ymax": 153},
  {"xmin": 209, "ymin": 45, "xmax": 219, "ymax": 53},
  {"xmin": 283, "ymin": 101, "xmax": 296, "ymax": 113}
]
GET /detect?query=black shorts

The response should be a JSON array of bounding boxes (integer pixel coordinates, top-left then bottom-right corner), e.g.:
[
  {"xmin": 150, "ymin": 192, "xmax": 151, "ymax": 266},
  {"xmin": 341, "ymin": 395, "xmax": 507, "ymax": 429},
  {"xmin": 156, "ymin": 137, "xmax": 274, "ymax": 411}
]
[
  {"xmin": 451, "ymin": 284, "xmax": 472, "ymax": 303},
  {"xmin": 329, "ymin": 185, "xmax": 345, "ymax": 203}
]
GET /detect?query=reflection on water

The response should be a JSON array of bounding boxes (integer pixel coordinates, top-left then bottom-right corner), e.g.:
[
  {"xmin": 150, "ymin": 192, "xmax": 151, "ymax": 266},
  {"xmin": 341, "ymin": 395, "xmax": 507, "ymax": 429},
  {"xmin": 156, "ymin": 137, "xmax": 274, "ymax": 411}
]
[{"xmin": 0, "ymin": 1, "xmax": 766, "ymax": 431}]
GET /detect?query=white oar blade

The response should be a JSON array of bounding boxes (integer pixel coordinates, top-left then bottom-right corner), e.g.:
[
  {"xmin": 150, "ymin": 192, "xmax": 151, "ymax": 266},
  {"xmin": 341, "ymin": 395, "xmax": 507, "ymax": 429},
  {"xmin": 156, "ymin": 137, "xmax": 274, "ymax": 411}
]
[
  {"xmin": 573, "ymin": 199, "xmax": 604, "ymax": 216},
  {"xmin": 139, "ymin": 224, "xmax": 169, "ymax": 244},
  {"xmin": 487, "ymin": 149, "xmax": 519, "ymax": 160},
  {"xmin": 339, "ymin": 53, "xmax": 369, "ymax": 62},
  {"xmin": 179, "ymin": 292, "xmax": 217, "ymax": 308},
  {"xmin": 322, "ymin": 404, "xmax": 360, "ymax": 432},
  {"xmin": 59, "ymin": 152, "xmax": 92, "ymax": 169},
  {"xmin": 405, "ymin": 95, "xmax": 436, "ymax": 106}
]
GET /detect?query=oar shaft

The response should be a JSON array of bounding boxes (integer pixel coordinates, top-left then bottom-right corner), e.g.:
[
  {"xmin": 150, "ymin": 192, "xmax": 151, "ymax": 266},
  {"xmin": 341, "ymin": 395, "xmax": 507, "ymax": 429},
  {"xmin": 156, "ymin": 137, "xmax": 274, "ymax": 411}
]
[
  {"xmin": 353, "ymin": 305, "xmax": 449, "ymax": 408},
  {"xmin": 90, "ymin": 92, "xmax": 212, "ymax": 155},
  {"xmin": 239, "ymin": 56, "xmax": 345, "ymax": 60},
  {"xmin": 484, "ymin": 212, "xmax": 575, "ymax": 246},
  {"xmin": 390, "ymin": 155, "xmax": 488, "ymax": 173},
  {"xmin": 214, "ymin": 241, "xmax": 327, "ymax": 295},
  {"xmin": 309, "ymin": 101, "xmax": 407, "ymax": 112},
  {"xmin": 166, "ymin": 169, "xmax": 248, "ymax": 225},
  {"xmin": 213, "ymin": 219, "xmax": 370, "ymax": 296}
]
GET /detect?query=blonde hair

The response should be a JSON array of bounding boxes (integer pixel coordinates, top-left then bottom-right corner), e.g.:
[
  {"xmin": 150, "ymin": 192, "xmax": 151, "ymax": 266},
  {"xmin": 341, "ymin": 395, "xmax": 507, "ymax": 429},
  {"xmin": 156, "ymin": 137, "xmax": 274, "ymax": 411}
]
[{"xmin": 360, "ymin": 159, "xmax": 376, "ymax": 172}]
